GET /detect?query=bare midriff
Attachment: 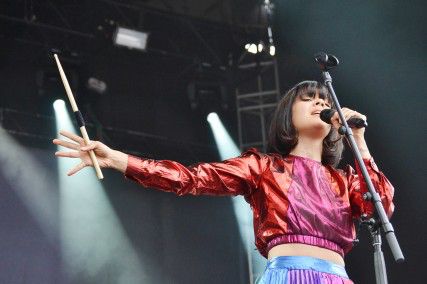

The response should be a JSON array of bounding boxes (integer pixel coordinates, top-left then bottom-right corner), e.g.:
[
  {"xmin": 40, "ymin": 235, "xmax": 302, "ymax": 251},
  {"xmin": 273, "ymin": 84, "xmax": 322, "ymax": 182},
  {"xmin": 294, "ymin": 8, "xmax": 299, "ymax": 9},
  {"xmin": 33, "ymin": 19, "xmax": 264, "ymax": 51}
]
[{"xmin": 268, "ymin": 243, "xmax": 345, "ymax": 266}]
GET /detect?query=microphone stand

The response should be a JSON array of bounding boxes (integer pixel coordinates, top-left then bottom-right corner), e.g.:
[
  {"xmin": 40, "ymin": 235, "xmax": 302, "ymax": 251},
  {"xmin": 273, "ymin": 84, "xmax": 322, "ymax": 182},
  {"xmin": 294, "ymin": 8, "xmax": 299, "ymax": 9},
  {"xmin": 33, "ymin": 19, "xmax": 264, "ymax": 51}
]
[{"xmin": 314, "ymin": 52, "xmax": 404, "ymax": 284}]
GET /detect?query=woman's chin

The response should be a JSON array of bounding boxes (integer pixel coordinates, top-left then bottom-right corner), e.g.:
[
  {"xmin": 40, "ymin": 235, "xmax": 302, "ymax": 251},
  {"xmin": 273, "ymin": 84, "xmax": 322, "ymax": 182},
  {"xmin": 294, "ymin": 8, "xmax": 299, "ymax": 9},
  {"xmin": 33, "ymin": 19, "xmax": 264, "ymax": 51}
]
[{"xmin": 300, "ymin": 123, "xmax": 330, "ymax": 138}]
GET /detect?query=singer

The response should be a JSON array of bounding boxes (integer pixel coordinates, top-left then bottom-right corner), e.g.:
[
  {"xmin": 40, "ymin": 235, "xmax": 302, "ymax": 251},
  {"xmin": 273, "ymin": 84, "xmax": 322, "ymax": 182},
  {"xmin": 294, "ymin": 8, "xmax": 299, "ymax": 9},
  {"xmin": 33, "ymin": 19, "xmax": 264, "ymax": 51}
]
[{"xmin": 53, "ymin": 80, "xmax": 394, "ymax": 284}]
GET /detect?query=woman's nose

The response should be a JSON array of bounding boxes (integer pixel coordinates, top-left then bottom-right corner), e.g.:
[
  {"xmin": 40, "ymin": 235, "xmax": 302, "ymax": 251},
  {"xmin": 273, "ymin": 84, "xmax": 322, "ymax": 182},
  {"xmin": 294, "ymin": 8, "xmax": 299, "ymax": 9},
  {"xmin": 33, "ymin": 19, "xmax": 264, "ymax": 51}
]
[{"xmin": 315, "ymin": 100, "xmax": 325, "ymax": 107}]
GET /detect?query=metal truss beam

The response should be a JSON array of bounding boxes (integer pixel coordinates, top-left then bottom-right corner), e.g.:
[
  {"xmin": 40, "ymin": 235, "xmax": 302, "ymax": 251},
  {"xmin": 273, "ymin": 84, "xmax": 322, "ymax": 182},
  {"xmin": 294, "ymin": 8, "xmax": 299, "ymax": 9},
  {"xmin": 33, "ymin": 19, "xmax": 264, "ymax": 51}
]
[
  {"xmin": 235, "ymin": 55, "xmax": 280, "ymax": 153},
  {"xmin": 0, "ymin": 107, "xmax": 216, "ymax": 164}
]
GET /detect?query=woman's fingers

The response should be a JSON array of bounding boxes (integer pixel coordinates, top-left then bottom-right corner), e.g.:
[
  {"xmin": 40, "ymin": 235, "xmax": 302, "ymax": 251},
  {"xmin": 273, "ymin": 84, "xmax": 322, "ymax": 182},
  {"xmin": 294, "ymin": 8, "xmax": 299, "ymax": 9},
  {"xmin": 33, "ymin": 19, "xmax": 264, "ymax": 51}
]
[
  {"xmin": 81, "ymin": 141, "xmax": 97, "ymax": 151},
  {"xmin": 330, "ymin": 112, "xmax": 341, "ymax": 130},
  {"xmin": 59, "ymin": 130, "xmax": 85, "ymax": 144},
  {"xmin": 52, "ymin": 139, "xmax": 80, "ymax": 150},
  {"xmin": 341, "ymin": 107, "xmax": 367, "ymax": 121},
  {"xmin": 53, "ymin": 131, "xmax": 106, "ymax": 176},
  {"xmin": 68, "ymin": 162, "xmax": 86, "ymax": 176},
  {"xmin": 341, "ymin": 108, "xmax": 352, "ymax": 122},
  {"xmin": 331, "ymin": 107, "xmax": 366, "ymax": 127},
  {"xmin": 55, "ymin": 151, "xmax": 80, "ymax": 158}
]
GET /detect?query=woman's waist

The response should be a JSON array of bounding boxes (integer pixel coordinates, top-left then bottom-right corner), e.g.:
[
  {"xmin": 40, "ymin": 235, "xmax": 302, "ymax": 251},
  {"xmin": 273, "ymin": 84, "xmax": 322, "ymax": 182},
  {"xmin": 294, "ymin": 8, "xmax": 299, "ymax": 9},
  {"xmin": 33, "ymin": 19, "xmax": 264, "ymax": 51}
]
[
  {"xmin": 266, "ymin": 234, "xmax": 345, "ymax": 257},
  {"xmin": 268, "ymin": 243, "xmax": 345, "ymax": 266}
]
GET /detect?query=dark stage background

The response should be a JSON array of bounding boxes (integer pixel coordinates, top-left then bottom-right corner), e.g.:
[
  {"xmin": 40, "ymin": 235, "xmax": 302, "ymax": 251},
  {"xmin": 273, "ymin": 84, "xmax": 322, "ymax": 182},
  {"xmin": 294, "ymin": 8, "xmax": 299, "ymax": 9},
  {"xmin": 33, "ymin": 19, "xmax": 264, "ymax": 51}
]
[
  {"xmin": 0, "ymin": 147, "xmax": 247, "ymax": 283},
  {"xmin": 0, "ymin": 0, "xmax": 426, "ymax": 283}
]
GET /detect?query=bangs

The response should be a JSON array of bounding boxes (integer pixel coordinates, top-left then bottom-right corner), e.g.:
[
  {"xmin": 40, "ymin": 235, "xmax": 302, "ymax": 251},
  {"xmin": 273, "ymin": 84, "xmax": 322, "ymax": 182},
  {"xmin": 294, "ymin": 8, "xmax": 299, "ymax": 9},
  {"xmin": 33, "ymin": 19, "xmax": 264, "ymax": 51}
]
[{"xmin": 295, "ymin": 81, "xmax": 333, "ymax": 106}]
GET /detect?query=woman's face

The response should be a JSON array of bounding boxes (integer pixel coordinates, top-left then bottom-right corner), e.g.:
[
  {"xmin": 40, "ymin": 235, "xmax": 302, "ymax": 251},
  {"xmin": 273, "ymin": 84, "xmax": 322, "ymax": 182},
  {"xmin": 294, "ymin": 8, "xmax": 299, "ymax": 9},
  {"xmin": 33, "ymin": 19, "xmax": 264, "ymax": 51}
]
[{"xmin": 291, "ymin": 90, "xmax": 332, "ymax": 138}]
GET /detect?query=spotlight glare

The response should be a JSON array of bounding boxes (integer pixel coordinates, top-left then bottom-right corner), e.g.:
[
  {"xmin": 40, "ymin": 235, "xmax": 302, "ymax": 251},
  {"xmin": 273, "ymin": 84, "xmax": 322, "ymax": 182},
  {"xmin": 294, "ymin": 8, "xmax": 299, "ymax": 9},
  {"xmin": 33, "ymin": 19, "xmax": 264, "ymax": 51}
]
[
  {"xmin": 207, "ymin": 112, "xmax": 218, "ymax": 123},
  {"xmin": 53, "ymin": 99, "xmax": 65, "ymax": 110},
  {"xmin": 206, "ymin": 112, "xmax": 239, "ymax": 163},
  {"xmin": 269, "ymin": 45, "xmax": 276, "ymax": 56},
  {"xmin": 248, "ymin": 44, "xmax": 258, "ymax": 54}
]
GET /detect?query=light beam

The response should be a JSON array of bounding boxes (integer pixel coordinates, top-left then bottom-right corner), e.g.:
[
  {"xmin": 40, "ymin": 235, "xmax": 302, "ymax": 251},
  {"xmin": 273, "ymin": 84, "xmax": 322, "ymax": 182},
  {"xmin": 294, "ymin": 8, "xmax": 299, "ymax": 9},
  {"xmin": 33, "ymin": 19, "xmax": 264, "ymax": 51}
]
[
  {"xmin": 54, "ymin": 102, "xmax": 147, "ymax": 283},
  {"xmin": 207, "ymin": 112, "xmax": 266, "ymax": 283}
]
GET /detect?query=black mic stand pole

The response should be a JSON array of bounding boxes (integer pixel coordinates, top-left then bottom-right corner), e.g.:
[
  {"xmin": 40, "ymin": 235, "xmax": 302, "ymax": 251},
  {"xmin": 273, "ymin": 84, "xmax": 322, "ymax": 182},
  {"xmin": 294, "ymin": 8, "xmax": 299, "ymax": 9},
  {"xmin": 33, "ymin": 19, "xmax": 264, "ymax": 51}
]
[{"xmin": 314, "ymin": 52, "xmax": 404, "ymax": 284}]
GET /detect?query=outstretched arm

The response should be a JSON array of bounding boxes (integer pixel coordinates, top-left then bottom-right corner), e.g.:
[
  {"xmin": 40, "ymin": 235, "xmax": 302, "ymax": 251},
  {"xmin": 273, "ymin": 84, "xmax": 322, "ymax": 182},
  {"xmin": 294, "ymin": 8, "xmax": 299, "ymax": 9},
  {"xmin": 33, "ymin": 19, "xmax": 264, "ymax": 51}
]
[{"xmin": 53, "ymin": 130, "xmax": 265, "ymax": 196}]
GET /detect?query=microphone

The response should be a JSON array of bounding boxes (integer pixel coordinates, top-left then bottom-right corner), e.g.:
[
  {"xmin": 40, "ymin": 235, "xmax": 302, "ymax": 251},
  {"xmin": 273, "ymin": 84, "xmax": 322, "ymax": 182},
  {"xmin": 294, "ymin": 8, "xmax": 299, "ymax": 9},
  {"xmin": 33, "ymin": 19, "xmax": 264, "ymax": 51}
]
[
  {"xmin": 320, "ymin": 109, "xmax": 368, "ymax": 128},
  {"xmin": 314, "ymin": 52, "xmax": 339, "ymax": 71}
]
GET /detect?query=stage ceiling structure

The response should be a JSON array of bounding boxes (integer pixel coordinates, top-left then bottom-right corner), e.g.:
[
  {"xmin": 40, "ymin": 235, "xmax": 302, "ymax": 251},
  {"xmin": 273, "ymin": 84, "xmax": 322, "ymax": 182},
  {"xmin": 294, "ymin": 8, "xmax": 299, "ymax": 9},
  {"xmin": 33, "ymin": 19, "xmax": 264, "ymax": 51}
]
[{"xmin": 0, "ymin": 0, "xmax": 276, "ymax": 161}]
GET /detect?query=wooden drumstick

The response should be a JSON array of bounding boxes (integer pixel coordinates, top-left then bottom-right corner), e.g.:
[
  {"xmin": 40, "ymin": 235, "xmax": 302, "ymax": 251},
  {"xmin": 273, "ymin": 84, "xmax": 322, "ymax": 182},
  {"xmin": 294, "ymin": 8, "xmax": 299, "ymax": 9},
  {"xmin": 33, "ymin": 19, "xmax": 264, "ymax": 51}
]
[{"xmin": 53, "ymin": 54, "xmax": 104, "ymax": 180}]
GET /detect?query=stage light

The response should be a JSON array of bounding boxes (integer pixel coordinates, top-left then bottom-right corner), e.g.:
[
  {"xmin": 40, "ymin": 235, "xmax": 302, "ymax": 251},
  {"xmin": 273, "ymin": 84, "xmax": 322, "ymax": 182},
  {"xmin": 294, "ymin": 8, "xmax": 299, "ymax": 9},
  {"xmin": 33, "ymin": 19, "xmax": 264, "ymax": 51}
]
[
  {"xmin": 207, "ymin": 112, "xmax": 217, "ymax": 123},
  {"xmin": 113, "ymin": 27, "xmax": 149, "ymax": 51},
  {"xmin": 246, "ymin": 43, "xmax": 258, "ymax": 54},
  {"xmin": 87, "ymin": 77, "xmax": 107, "ymax": 94},
  {"xmin": 53, "ymin": 99, "xmax": 65, "ymax": 110},
  {"xmin": 206, "ymin": 112, "xmax": 240, "ymax": 159},
  {"xmin": 245, "ymin": 42, "xmax": 274, "ymax": 56},
  {"xmin": 187, "ymin": 66, "xmax": 229, "ymax": 115},
  {"xmin": 269, "ymin": 45, "xmax": 276, "ymax": 56}
]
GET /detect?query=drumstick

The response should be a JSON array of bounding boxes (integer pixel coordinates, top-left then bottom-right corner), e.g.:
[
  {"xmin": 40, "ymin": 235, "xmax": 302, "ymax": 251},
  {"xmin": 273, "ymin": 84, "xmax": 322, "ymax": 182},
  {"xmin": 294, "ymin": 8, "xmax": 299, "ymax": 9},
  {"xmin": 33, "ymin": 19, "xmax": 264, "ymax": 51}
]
[{"xmin": 53, "ymin": 54, "xmax": 104, "ymax": 180}]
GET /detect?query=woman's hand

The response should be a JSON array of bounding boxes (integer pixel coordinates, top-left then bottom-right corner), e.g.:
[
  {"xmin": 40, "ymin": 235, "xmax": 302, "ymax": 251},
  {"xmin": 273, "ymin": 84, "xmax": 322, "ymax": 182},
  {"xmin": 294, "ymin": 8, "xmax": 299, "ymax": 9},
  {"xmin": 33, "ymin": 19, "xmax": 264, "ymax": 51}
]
[
  {"xmin": 53, "ymin": 130, "xmax": 126, "ymax": 176},
  {"xmin": 330, "ymin": 107, "xmax": 367, "ymax": 138},
  {"xmin": 330, "ymin": 107, "xmax": 371, "ymax": 159}
]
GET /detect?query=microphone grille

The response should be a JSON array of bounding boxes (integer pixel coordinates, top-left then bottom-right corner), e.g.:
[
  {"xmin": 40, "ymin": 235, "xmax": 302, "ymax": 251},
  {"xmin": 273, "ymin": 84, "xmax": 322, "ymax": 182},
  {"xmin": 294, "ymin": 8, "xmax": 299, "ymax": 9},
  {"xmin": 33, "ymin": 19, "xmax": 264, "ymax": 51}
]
[{"xmin": 320, "ymin": 109, "xmax": 335, "ymax": 124}]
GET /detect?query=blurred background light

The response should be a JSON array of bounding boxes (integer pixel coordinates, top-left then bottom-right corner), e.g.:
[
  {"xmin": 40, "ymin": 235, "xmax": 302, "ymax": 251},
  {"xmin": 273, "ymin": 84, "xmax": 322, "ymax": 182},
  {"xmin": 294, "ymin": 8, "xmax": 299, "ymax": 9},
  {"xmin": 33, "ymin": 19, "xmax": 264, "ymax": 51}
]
[{"xmin": 113, "ymin": 27, "xmax": 149, "ymax": 51}]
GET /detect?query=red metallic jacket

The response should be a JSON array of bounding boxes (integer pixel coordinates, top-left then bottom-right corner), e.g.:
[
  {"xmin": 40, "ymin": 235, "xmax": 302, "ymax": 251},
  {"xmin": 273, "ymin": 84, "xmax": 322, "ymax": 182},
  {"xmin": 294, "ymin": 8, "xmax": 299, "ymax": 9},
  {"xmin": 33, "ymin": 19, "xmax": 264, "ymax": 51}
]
[{"xmin": 124, "ymin": 148, "xmax": 394, "ymax": 258}]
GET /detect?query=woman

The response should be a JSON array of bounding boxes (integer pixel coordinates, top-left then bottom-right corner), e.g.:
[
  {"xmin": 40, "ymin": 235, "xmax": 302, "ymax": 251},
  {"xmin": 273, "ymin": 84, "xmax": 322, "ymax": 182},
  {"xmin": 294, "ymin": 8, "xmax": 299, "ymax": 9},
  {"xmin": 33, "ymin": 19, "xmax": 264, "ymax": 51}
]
[{"xmin": 53, "ymin": 80, "xmax": 394, "ymax": 283}]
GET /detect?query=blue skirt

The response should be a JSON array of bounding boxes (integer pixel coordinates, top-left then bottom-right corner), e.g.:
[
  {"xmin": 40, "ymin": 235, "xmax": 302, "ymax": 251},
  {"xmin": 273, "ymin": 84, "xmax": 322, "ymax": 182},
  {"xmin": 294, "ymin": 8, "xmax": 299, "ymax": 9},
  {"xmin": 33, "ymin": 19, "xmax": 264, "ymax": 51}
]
[{"xmin": 256, "ymin": 256, "xmax": 353, "ymax": 284}]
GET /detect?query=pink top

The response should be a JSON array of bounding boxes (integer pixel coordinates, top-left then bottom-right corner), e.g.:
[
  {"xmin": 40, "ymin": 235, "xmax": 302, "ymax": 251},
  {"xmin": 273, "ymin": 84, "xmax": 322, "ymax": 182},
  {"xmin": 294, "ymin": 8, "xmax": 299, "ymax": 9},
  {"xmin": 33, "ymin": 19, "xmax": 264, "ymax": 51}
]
[{"xmin": 266, "ymin": 155, "xmax": 355, "ymax": 256}]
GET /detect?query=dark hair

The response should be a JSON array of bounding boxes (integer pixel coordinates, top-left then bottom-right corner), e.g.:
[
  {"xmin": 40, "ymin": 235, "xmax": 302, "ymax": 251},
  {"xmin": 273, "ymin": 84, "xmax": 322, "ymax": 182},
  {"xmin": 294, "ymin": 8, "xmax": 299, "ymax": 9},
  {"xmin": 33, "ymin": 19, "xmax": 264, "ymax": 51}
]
[{"xmin": 267, "ymin": 80, "xmax": 344, "ymax": 167}]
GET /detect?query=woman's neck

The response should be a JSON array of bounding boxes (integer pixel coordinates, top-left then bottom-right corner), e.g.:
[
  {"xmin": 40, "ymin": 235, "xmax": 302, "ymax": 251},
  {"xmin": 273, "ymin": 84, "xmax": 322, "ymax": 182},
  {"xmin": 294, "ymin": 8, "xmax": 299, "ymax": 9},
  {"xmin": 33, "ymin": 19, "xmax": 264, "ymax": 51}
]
[{"xmin": 289, "ymin": 136, "xmax": 323, "ymax": 162}]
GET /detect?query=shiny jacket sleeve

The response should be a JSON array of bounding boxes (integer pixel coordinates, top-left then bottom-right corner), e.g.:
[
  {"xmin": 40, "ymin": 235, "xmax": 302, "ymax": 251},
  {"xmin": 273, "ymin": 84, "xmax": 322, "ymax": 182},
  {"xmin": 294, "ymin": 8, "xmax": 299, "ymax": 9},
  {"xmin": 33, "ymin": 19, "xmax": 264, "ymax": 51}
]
[
  {"xmin": 124, "ymin": 149, "xmax": 266, "ymax": 196},
  {"xmin": 345, "ymin": 157, "xmax": 395, "ymax": 219}
]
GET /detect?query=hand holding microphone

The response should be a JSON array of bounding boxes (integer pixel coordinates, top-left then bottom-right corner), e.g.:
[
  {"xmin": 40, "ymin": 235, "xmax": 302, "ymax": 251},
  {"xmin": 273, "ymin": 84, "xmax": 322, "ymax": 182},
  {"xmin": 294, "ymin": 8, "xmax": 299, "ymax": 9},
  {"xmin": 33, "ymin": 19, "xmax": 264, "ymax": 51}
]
[{"xmin": 320, "ymin": 107, "xmax": 367, "ymax": 136}]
